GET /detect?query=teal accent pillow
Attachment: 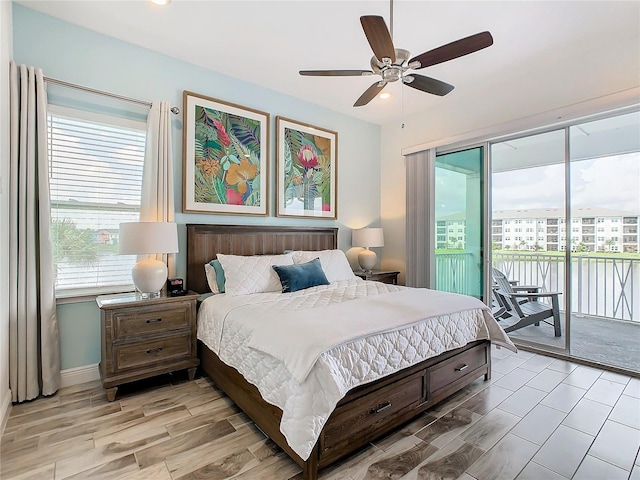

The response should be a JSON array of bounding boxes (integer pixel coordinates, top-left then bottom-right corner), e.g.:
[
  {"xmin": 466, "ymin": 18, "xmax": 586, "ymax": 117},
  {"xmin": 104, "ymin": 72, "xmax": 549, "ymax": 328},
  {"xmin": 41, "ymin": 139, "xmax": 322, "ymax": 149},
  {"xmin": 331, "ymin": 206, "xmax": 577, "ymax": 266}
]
[
  {"xmin": 272, "ymin": 258, "xmax": 329, "ymax": 293},
  {"xmin": 208, "ymin": 259, "xmax": 226, "ymax": 293}
]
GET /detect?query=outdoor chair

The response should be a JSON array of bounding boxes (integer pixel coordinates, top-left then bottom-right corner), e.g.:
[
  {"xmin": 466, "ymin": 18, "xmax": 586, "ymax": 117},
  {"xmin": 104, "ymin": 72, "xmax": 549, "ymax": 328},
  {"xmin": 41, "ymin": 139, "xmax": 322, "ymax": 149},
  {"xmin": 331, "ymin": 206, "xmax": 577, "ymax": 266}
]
[
  {"xmin": 491, "ymin": 288, "xmax": 508, "ymax": 319},
  {"xmin": 492, "ymin": 268, "xmax": 562, "ymax": 337}
]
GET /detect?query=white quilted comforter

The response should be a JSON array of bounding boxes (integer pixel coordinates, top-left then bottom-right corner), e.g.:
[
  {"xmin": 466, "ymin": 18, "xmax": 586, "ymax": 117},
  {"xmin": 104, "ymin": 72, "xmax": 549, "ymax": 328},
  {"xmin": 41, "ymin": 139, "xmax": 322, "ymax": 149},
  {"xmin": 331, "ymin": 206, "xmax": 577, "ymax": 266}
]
[{"xmin": 197, "ymin": 278, "xmax": 515, "ymax": 460}]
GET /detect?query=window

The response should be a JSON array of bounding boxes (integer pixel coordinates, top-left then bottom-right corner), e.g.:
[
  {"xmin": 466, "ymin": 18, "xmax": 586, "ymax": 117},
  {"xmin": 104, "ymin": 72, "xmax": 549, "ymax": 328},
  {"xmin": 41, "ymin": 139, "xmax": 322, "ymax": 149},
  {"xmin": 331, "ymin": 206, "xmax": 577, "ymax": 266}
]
[{"xmin": 48, "ymin": 106, "xmax": 146, "ymax": 295}]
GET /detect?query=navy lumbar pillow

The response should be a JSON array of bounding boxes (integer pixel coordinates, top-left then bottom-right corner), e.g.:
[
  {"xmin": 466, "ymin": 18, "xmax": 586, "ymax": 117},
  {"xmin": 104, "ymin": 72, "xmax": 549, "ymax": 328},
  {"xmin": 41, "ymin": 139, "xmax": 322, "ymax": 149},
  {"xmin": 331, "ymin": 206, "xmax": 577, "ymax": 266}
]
[{"xmin": 272, "ymin": 258, "xmax": 329, "ymax": 293}]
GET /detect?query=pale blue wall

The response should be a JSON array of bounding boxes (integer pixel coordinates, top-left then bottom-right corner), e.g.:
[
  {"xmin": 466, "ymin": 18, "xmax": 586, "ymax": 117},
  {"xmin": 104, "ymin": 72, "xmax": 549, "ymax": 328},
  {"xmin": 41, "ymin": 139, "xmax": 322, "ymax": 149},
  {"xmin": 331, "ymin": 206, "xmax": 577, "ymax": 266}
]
[{"xmin": 13, "ymin": 4, "xmax": 381, "ymax": 369}]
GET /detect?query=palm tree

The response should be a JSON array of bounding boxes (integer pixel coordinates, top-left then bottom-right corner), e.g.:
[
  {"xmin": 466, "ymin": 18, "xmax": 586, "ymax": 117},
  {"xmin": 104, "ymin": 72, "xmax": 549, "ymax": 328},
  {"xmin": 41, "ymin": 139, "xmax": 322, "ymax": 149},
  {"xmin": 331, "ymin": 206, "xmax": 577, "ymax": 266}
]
[{"xmin": 51, "ymin": 219, "xmax": 99, "ymax": 268}]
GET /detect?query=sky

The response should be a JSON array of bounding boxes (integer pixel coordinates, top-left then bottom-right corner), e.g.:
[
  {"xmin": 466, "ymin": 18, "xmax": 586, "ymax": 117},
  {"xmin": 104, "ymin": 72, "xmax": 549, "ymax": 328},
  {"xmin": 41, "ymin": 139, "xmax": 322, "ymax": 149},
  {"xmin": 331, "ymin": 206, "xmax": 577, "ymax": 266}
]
[
  {"xmin": 436, "ymin": 152, "xmax": 639, "ymax": 218},
  {"xmin": 492, "ymin": 153, "xmax": 640, "ymax": 214}
]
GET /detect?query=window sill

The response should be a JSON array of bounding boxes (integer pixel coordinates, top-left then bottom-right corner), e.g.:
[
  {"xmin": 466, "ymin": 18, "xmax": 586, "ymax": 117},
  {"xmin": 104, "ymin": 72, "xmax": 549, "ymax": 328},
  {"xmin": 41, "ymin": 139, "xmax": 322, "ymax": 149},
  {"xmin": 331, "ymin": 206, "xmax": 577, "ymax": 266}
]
[{"xmin": 55, "ymin": 285, "xmax": 135, "ymax": 305}]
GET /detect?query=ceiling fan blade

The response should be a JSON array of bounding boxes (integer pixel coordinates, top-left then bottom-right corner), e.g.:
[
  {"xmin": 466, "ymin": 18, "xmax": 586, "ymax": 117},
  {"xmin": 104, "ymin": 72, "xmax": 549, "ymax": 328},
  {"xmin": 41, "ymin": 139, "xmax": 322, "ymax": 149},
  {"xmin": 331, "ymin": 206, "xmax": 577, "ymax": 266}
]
[
  {"xmin": 360, "ymin": 16, "xmax": 396, "ymax": 63},
  {"xmin": 354, "ymin": 81, "xmax": 387, "ymax": 107},
  {"xmin": 299, "ymin": 70, "xmax": 374, "ymax": 77},
  {"xmin": 409, "ymin": 31, "xmax": 493, "ymax": 69},
  {"xmin": 403, "ymin": 75, "xmax": 454, "ymax": 96}
]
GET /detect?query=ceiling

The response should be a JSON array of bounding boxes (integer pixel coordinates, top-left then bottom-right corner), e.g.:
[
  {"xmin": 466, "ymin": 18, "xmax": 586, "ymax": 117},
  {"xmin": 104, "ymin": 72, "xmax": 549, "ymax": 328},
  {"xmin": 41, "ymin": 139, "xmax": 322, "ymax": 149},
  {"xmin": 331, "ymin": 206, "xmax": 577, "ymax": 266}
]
[{"xmin": 16, "ymin": 1, "xmax": 640, "ymax": 126}]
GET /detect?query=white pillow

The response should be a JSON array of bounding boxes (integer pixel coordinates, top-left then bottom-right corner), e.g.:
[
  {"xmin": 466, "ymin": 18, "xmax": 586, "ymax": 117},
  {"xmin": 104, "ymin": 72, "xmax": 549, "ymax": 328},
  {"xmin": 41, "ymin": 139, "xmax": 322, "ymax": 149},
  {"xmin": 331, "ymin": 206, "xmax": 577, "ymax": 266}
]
[
  {"xmin": 291, "ymin": 250, "xmax": 356, "ymax": 283},
  {"xmin": 217, "ymin": 253, "xmax": 294, "ymax": 296}
]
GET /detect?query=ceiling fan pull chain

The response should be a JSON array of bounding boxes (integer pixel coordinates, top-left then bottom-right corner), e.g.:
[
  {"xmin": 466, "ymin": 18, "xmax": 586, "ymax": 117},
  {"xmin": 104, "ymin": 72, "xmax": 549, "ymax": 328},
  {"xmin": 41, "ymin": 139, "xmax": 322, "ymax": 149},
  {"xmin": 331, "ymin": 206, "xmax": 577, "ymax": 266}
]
[{"xmin": 401, "ymin": 76, "xmax": 405, "ymax": 129}]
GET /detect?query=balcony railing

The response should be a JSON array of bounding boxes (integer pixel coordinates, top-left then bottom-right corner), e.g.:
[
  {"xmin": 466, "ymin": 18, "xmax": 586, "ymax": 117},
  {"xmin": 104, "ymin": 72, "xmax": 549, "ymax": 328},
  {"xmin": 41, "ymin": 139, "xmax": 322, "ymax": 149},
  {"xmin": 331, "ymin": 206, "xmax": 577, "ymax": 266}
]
[{"xmin": 435, "ymin": 252, "xmax": 638, "ymax": 322}]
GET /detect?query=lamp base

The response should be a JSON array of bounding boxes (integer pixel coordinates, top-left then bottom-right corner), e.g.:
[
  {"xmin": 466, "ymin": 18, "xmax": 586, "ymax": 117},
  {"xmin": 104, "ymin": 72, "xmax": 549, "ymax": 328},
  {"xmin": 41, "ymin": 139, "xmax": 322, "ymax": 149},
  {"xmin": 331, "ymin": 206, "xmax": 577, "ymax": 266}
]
[
  {"xmin": 132, "ymin": 259, "xmax": 167, "ymax": 298},
  {"xmin": 358, "ymin": 248, "xmax": 377, "ymax": 274},
  {"xmin": 136, "ymin": 290, "xmax": 161, "ymax": 300}
]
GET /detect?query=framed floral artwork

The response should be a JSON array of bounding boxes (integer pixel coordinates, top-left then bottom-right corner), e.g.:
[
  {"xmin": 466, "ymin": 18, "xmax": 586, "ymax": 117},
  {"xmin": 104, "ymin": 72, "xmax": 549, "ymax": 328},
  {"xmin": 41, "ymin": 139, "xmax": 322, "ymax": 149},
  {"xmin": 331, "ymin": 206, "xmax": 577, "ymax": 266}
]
[
  {"xmin": 183, "ymin": 91, "xmax": 269, "ymax": 215},
  {"xmin": 276, "ymin": 116, "xmax": 337, "ymax": 219}
]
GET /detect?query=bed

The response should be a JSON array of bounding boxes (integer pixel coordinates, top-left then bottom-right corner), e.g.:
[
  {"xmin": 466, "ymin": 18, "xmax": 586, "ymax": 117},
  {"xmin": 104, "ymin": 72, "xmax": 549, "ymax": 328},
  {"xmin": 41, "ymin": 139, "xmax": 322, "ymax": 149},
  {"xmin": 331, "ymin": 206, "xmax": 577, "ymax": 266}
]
[{"xmin": 186, "ymin": 224, "xmax": 514, "ymax": 480}]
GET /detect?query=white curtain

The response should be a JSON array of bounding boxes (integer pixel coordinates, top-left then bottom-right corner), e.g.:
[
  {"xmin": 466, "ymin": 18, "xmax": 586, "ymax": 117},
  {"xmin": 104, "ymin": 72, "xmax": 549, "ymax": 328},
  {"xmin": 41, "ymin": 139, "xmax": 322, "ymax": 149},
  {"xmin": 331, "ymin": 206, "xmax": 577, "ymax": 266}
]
[
  {"xmin": 140, "ymin": 101, "xmax": 175, "ymax": 275},
  {"xmin": 8, "ymin": 62, "xmax": 60, "ymax": 402},
  {"xmin": 405, "ymin": 149, "xmax": 434, "ymax": 288}
]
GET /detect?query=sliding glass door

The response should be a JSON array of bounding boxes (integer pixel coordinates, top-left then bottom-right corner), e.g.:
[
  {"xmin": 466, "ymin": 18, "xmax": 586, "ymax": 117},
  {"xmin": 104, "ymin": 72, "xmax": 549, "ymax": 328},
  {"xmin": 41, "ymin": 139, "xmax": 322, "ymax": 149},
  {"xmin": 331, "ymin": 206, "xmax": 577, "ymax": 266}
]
[
  {"xmin": 434, "ymin": 147, "xmax": 484, "ymax": 299},
  {"xmin": 568, "ymin": 112, "xmax": 640, "ymax": 371},
  {"xmin": 490, "ymin": 130, "xmax": 568, "ymax": 352},
  {"xmin": 487, "ymin": 109, "xmax": 639, "ymax": 372}
]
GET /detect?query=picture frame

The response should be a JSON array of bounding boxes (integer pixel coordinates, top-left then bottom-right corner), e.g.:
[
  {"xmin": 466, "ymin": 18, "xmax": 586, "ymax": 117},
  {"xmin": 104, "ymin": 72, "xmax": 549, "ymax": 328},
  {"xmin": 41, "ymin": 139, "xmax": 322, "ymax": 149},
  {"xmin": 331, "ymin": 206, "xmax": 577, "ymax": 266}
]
[
  {"xmin": 276, "ymin": 116, "xmax": 337, "ymax": 219},
  {"xmin": 183, "ymin": 91, "xmax": 269, "ymax": 215}
]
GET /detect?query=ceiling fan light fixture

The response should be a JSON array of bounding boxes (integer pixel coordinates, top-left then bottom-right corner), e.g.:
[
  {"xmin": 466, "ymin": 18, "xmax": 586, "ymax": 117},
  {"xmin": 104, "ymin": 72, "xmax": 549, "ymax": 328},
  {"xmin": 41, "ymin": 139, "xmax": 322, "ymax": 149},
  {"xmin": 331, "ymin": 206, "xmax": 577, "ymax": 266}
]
[
  {"xmin": 379, "ymin": 92, "xmax": 391, "ymax": 99},
  {"xmin": 149, "ymin": 0, "xmax": 170, "ymax": 5}
]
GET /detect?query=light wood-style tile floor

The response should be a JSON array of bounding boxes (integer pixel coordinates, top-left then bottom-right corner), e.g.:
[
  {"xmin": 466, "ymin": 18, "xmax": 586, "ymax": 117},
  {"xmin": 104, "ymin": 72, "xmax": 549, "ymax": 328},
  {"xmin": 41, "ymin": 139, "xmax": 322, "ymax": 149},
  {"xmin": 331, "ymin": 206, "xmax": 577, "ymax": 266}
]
[{"xmin": 1, "ymin": 347, "xmax": 639, "ymax": 479}]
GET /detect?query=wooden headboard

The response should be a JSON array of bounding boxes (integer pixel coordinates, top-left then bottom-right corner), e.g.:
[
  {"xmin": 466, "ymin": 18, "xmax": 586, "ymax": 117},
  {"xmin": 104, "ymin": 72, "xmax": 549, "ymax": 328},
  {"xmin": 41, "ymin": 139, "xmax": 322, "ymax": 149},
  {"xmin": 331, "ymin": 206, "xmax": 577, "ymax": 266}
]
[{"xmin": 186, "ymin": 224, "xmax": 338, "ymax": 294}]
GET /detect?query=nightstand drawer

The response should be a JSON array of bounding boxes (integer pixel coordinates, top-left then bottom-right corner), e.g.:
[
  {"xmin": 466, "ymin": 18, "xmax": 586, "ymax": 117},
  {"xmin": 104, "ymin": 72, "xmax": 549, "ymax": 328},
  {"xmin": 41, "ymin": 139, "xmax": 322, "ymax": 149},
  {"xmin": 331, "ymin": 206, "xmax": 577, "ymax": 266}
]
[
  {"xmin": 113, "ymin": 333, "xmax": 192, "ymax": 372},
  {"xmin": 113, "ymin": 305, "xmax": 189, "ymax": 340}
]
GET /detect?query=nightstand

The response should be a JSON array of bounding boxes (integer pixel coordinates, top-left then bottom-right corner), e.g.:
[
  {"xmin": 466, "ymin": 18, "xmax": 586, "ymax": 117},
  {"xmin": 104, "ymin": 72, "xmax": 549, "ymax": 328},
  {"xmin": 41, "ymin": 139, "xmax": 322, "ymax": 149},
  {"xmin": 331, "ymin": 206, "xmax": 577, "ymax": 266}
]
[
  {"xmin": 96, "ymin": 291, "xmax": 200, "ymax": 401},
  {"xmin": 355, "ymin": 270, "xmax": 400, "ymax": 285}
]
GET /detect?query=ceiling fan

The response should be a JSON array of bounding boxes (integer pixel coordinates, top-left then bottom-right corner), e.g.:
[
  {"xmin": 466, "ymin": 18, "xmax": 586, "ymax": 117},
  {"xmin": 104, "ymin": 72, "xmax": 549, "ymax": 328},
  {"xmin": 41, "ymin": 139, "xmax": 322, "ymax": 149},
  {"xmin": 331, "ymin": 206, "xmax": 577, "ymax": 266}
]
[{"xmin": 299, "ymin": 3, "xmax": 493, "ymax": 107}]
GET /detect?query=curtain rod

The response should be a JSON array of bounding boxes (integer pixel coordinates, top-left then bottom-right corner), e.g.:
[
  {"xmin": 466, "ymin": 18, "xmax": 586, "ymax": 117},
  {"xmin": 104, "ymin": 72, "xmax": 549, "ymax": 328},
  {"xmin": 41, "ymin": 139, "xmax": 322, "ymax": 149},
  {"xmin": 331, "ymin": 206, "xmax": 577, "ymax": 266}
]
[{"xmin": 43, "ymin": 76, "xmax": 180, "ymax": 114}]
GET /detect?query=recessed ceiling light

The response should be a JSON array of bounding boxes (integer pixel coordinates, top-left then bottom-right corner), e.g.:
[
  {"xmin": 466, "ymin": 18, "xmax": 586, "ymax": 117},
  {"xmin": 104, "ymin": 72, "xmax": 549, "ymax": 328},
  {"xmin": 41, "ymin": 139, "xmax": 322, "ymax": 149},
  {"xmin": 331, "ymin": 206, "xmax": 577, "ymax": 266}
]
[
  {"xmin": 150, "ymin": 0, "xmax": 170, "ymax": 5},
  {"xmin": 379, "ymin": 92, "xmax": 391, "ymax": 100}
]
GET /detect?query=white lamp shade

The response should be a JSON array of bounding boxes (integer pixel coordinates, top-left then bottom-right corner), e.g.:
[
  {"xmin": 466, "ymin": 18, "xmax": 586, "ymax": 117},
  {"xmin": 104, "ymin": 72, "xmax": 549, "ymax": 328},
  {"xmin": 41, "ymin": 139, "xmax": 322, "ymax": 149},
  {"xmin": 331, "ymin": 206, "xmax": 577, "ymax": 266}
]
[
  {"xmin": 119, "ymin": 222, "xmax": 179, "ymax": 255},
  {"xmin": 352, "ymin": 227, "xmax": 384, "ymax": 248}
]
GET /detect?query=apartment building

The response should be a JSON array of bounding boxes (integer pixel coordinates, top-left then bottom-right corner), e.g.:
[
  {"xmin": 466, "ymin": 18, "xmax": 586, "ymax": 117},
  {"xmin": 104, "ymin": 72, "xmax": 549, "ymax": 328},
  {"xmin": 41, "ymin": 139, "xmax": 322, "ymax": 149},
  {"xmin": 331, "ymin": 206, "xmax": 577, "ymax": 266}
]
[{"xmin": 437, "ymin": 207, "xmax": 639, "ymax": 253}]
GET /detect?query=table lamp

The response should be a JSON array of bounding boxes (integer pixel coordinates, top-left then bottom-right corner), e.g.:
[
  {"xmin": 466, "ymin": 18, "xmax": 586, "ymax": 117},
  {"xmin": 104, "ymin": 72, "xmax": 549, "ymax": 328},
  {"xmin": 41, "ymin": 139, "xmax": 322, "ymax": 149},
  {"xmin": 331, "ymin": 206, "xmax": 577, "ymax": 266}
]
[
  {"xmin": 352, "ymin": 227, "xmax": 384, "ymax": 273},
  {"xmin": 119, "ymin": 221, "xmax": 179, "ymax": 298}
]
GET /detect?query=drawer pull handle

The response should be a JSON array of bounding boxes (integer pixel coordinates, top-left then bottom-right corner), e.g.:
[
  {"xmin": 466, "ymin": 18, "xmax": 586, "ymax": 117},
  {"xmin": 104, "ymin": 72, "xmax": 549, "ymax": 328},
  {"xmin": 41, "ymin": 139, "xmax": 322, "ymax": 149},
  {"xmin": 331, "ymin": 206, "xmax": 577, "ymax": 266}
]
[
  {"xmin": 455, "ymin": 364, "xmax": 469, "ymax": 372},
  {"xmin": 146, "ymin": 318, "xmax": 162, "ymax": 324},
  {"xmin": 371, "ymin": 401, "xmax": 392, "ymax": 414},
  {"xmin": 146, "ymin": 347, "xmax": 163, "ymax": 355}
]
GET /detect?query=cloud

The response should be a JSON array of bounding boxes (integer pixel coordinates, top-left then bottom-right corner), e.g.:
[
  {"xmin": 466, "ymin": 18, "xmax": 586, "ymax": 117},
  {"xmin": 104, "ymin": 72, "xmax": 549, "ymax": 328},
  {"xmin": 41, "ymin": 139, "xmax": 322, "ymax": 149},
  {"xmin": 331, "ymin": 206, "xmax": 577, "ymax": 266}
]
[{"xmin": 492, "ymin": 153, "xmax": 639, "ymax": 213}]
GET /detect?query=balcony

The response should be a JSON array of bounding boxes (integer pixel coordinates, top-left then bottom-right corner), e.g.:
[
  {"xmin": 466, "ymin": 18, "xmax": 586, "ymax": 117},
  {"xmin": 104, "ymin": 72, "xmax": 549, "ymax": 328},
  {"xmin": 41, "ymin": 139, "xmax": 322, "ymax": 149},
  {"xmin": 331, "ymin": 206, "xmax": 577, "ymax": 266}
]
[{"xmin": 436, "ymin": 252, "xmax": 640, "ymax": 373}]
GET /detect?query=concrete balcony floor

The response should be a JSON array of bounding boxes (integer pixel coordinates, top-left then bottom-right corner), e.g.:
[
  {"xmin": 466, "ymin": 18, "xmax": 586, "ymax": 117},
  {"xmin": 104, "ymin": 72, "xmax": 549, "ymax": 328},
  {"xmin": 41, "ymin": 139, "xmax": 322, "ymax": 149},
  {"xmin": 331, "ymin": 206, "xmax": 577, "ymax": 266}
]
[{"xmin": 501, "ymin": 312, "xmax": 640, "ymax": 373}]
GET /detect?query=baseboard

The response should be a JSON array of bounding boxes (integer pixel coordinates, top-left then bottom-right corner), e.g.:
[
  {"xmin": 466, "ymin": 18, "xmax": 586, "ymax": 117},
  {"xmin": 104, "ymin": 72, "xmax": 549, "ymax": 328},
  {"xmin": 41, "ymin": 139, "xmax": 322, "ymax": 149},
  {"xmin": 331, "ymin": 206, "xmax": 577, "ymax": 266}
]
[
  {"xmin": 60, "ymin": 363, "xmax": 100, "ymax": 388},
  {"xmin": 0, "ymin": 388, "xmax": 11, "ymax": 435}
]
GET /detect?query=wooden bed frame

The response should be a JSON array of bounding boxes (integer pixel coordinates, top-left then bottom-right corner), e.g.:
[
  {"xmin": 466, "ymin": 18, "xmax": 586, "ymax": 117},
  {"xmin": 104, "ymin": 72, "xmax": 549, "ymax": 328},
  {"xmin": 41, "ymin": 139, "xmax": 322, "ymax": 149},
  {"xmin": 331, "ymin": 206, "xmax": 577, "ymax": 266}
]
[{"xmin": 186, "ymin": 224, "xmax": 491, "ymax": 480}]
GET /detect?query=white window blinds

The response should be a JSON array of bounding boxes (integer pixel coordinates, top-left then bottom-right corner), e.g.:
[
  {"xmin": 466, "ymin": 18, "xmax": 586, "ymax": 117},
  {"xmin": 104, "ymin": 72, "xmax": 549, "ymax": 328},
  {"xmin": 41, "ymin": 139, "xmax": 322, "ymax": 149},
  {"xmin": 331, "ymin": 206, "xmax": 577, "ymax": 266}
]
[{"xmin": 47, "ymin": 106, "xmax": 146, "ymax": 295}]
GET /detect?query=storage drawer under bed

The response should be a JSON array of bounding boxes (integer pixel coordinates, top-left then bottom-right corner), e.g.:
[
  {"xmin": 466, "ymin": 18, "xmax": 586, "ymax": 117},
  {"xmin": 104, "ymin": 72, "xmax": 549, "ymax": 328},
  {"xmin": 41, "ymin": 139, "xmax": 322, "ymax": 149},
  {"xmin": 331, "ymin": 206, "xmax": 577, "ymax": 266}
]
[
  {"xmin": 321, "ymin": 369, "xmax": 427, "ymax": 456},
  {"xmin": 429, "ymin": 343, "xmax": 488, "ymax": 396}
]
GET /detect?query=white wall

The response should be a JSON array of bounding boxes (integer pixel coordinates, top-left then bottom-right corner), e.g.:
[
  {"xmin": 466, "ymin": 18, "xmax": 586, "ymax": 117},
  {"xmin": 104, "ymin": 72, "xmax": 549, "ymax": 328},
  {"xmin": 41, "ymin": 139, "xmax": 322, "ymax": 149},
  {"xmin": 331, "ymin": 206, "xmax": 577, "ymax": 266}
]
[{"xmin": 0, "ymin": 0, "xmax": 13, "ymax": 431}]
